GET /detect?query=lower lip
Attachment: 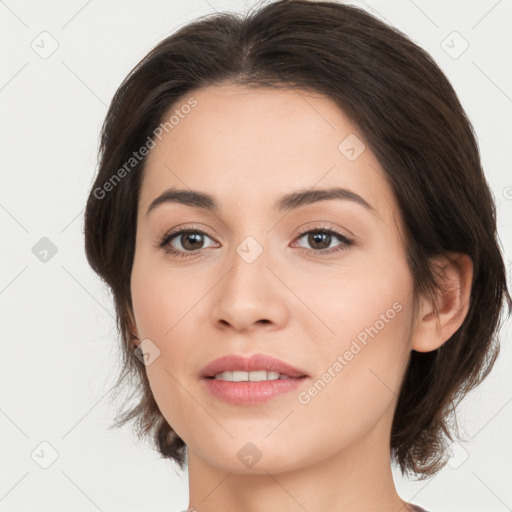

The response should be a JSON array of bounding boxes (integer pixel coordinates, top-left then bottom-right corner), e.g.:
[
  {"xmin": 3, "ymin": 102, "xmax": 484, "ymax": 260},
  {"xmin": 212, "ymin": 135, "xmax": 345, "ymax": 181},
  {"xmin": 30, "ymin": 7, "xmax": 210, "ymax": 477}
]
[{"xmin": 202, "ymin": 376, "xmax": 307, "ymax": 405}]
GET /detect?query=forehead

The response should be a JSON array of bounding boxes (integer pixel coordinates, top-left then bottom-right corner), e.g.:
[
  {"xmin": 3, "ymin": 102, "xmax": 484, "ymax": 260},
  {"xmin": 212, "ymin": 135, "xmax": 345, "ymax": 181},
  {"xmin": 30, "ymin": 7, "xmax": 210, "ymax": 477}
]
[{"xmin": 139, "ymin": 84, "xmax": 399, "ymax": 226}]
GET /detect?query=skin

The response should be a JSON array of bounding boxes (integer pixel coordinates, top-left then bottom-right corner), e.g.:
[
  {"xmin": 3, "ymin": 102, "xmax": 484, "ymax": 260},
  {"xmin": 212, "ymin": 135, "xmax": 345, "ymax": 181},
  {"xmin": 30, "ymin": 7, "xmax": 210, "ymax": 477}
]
[{"xmin": 129, "ymin": 84, "xmax": 473, "ymax": 512}]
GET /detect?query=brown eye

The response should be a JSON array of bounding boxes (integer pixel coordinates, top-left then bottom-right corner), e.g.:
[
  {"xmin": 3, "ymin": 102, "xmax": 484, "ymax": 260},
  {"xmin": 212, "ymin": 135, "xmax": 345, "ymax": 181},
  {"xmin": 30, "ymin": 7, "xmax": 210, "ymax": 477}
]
[
  {"xmin": 177, "ymin": 231, "xmax": 206, "ymax": 250},
  {"xmin": 306, "ymin": 232, "xmax": 333, "ymax": 250},
  {"xmin": 295, "ymin": 229, "xmax": 352, "ymax": 253},
  {"xmin": 168, "ymin": 230, "xmax": 217, "ymax": 252},
  {"xmin": 159, "ymin": 227, "xmax": 218, "ymax": 257}
]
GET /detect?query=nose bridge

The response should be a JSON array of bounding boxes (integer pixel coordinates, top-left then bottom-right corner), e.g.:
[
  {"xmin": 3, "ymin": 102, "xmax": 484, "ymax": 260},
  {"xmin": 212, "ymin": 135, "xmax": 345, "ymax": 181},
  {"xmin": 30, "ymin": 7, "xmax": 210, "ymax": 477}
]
[
  {"xmin": 235, "ymin": 233, "xmax": 266, "ymax": 266},
  {"xmin": 225, "ymin": 231, "xmax": 271, "ymax": 299},
  {"xmin": 211, "ymin": 229, "xmax": 288, "ymax": 329}
]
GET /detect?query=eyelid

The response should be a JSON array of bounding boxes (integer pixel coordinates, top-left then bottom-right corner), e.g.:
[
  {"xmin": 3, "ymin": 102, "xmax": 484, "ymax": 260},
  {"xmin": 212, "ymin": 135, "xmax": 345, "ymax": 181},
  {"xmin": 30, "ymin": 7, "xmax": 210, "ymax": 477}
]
[
  {"xmin": 156, "ymin": 223, "xmax": 218, "ymax": 249},
  {"xmin": 291, "ymin": 222, "xmax": 354, "ymax": 253},
  {"xmin": 157, "ymin": 221, "xmax": 355, "ymax": 257},
  {"xmin": 293, "ymin": 221, "xmax": 352, "ymax": 239},
  {"xmin": 293, "ymin": 219, "xmax": 355, "ymax": 239}
]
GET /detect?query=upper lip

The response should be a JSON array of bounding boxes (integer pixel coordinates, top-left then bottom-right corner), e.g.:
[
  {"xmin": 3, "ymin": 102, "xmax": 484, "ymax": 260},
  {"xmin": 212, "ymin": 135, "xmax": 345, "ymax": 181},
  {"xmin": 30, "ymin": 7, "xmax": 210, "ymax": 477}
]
[{"xmin": 201, "ymin": 354, "xmax": 308, "ymax": 378}]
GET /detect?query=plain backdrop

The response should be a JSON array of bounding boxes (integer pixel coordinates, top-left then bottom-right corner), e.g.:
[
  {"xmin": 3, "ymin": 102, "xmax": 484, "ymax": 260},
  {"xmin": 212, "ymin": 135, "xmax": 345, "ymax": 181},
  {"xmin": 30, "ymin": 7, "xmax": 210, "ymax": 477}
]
[{"xmin": 1, "ymin": 1, "xmax": 511, "ymax": 511}]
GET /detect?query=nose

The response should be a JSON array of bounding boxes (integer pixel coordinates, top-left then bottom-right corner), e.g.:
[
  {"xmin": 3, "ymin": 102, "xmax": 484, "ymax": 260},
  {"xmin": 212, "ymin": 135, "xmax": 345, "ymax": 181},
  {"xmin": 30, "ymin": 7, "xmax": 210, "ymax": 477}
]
[{"xmin": 210, "ymin": 241, "xmax": 289, "ymax": 332}]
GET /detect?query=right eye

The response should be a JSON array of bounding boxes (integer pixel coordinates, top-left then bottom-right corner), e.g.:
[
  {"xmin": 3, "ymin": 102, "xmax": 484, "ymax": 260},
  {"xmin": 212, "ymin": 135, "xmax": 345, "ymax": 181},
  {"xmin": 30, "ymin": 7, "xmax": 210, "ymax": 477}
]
[{"xmin": 158, "ymin": 227, "xmax": 219, "ymax": 258}]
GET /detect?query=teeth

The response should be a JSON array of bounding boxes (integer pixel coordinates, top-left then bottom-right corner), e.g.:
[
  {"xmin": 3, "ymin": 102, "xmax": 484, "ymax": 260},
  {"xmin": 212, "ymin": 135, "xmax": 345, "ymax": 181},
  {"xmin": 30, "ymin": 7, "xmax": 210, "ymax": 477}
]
[{"xmin": 213, "ymin": 370, "xmax": 292, "ymax": 381}]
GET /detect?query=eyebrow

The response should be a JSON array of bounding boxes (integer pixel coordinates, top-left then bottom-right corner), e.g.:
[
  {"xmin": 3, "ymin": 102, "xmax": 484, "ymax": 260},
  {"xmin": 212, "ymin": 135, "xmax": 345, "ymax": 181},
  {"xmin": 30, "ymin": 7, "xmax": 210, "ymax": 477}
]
[{"xmin": 145, "ymin": 186, "xmax": 376, "ymax": 217}]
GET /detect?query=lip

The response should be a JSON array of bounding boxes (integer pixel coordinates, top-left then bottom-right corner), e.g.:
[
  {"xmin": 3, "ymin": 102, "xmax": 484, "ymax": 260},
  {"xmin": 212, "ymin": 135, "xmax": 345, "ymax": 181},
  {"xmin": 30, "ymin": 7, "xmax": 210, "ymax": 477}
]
[
  {"xmin": 202, "ymin": 377, "xmax": 307, "ymax": 405},
  {"xmin": 200, "ymin": 353, "xmax": 308, "ymax": 379},
  {"xmin": 200, "ymin": 353, "xmax": 309, "ymax": 405}
]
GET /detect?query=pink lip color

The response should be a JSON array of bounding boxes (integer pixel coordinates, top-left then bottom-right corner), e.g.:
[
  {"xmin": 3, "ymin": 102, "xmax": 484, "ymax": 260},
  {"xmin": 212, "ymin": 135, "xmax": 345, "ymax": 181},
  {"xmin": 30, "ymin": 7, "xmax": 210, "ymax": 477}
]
[
  {"xmin": 201, "ymin": 353, "xmax": 307, "ymax": 379},
  {"xmin": 200, "ymin": 353, "xmax": 309, "ymax": 405},
  {"xmin": 202, "ymin": 376, "xmax": 307, "ymax": 405}
]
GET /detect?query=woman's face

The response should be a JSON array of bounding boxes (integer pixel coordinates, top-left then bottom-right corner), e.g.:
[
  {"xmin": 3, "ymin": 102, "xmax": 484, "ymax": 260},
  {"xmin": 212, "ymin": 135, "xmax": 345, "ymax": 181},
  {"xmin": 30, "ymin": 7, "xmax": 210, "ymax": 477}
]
[{"xmin": 130, "ymin": 84, "xmax": 417, "ymax": 474}]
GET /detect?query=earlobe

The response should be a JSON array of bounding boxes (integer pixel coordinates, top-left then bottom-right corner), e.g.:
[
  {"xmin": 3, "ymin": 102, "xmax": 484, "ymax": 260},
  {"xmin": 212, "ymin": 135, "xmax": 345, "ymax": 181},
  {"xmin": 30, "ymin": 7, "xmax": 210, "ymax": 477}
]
[
  {"xmin": 126, "ymin": 308, "xmax": 140, "ymax": 347},
  {"xmin": 411, "ymin": 253, "xmax": 473, "ymax": 353}
]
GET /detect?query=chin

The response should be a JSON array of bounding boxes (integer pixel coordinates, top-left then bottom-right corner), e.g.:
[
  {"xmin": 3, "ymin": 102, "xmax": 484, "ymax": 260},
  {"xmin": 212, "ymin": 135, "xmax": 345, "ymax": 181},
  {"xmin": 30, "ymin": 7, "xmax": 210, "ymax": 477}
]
[{"xmin": 195, "ymin": 440, "xmax": 310, "ymax": 475}]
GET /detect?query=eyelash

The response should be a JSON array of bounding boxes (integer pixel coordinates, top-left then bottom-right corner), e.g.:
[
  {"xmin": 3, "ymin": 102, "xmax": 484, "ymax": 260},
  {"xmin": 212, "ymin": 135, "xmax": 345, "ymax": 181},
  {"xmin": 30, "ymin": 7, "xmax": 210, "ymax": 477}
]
[{"xmin": 157, "ymin": 223, "xmax": 354, "ymax": 259}]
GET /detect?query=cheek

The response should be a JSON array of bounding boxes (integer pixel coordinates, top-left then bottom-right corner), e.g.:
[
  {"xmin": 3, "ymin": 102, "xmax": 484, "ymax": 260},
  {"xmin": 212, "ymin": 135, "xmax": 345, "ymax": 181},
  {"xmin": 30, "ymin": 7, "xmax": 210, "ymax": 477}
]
[
  {"xmin": 312, "ymin": 276, "xmax": 413, "ymax": 389},
  {"xmin": 290, "ymin": 296, "xmax": 414, "ymax": 460},
  {"xmin": 293, "ymin": 255, "xmax": 415, "ymax": 420},
  {"xmin": 130, "ymin": 249, "xmax": 200, "ymax": 337},
  {"xmin": 296, "ymin": 255, "xmax": 414, "ymax": 348},
  {"xmin": 130, "ymin": 255, "xmax": 209, "ymax": 427}
]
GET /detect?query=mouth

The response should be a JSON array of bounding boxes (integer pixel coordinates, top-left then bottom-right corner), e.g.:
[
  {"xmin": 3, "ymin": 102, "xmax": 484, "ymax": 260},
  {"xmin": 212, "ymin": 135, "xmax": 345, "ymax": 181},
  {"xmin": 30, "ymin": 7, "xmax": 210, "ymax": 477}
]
[
  {"xmin": 206, "ymin": 370, "xmax": 307, "ymax": 381},
  {"xmin": 200, "ymin": 353, "xmax": 308, "ymax": 404}
]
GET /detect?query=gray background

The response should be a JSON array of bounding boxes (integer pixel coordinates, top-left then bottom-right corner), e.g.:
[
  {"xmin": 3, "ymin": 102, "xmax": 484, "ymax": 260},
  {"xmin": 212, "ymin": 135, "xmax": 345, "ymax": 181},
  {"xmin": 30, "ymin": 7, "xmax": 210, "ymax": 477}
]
[{"xmin": 1, "ymin": 0, "xmax": 511, "ymax": 511}]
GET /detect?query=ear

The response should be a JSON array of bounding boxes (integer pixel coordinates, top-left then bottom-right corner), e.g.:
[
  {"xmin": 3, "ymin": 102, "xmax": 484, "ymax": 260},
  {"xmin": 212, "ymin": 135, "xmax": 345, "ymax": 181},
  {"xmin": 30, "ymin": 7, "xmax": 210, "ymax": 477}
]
[
  {"xmin": 125, "ymin": 307, "xmax": 140, "ymax": 348},
  {"xmin": 411, "ymin": 252, "xmax": 473, "ymax": 352}
]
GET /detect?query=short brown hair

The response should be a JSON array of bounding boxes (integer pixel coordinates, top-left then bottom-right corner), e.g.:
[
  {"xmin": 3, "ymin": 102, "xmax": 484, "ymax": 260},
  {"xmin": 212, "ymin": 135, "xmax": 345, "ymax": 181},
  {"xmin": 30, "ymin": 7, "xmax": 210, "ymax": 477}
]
[{"xmin": 83, "ymin": 0, "xmax": 511, "ymax": 478}]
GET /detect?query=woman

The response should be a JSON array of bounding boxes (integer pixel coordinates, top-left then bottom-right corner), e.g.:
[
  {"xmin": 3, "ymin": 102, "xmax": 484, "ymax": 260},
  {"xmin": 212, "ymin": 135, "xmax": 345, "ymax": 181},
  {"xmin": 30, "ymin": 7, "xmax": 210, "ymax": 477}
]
[{"xmin": 83, "ymin": 1, "xmax": 511, "ymax": 511}]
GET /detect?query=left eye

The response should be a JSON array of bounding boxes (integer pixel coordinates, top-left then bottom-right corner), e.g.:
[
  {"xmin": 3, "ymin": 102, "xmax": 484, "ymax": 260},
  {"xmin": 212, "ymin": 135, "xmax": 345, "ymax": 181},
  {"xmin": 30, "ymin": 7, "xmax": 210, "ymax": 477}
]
[{"xmin": 293, "ymin": 229, "xmax": 351, "ymax": 252}]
